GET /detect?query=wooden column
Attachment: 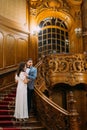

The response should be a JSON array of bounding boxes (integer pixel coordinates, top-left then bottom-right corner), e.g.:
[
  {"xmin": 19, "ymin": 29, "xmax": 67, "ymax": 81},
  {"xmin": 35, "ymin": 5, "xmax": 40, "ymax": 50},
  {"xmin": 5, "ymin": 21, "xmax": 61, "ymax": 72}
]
[{"xmin": 68, "ymin": 91, "xmax": 81, "ymax": 130}]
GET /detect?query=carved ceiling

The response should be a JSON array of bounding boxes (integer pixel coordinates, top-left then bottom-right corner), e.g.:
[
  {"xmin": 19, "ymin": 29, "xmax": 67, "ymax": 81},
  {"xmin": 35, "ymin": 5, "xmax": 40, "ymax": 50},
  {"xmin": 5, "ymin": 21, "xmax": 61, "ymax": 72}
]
[
  {"xmin": 28, "ymin": 0, "xmax": 82, "ymax": 30},
  {"xmin": 29, "ymin": 0, "xmax": 82, "ymax": 18},
  {"xmin": 29, "ymin": 0, "xmax": 64, "ymax": 11},
  {"xmin": 29, "ymin": 0, "xmax": 82, "ymax": 9}
]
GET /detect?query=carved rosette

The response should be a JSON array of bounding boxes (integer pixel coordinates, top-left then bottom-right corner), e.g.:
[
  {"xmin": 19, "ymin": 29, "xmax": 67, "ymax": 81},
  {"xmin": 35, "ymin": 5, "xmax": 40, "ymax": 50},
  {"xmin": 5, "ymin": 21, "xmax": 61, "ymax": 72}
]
[{"xmin": 29, "ymin": 0, "xmax": 43, "ymax": 9}]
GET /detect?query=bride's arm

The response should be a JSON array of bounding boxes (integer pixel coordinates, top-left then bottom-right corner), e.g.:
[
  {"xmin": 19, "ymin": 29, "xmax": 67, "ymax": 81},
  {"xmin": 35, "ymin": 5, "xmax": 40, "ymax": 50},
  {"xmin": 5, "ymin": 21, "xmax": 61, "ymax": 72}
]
[{"xmin": 15, "ymin": 74, "xmax": 18, "ymax": 83}]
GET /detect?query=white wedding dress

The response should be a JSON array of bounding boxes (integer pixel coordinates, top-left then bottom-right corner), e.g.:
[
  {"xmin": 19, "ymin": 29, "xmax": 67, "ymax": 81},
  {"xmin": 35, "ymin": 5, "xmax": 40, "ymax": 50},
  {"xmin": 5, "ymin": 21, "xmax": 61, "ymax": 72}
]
[{"xmin": 14, "ymin": 72, "xmax": 28, "ymax": 119}]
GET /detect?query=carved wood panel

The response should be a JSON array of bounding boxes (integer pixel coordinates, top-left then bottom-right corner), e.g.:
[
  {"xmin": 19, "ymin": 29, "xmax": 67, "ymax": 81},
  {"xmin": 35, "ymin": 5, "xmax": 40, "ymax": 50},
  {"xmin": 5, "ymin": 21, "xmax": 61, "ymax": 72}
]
[
  {"xmin": 16, "ymin": 38, "xmax": 28, "ymax": 63},
  {"xmin": 5, "ymin": 34, "xmax": 16, "ymax": 66},
  {"xmin": 0, "ymin": 32, "xmax": 4, "ymax": 68}
]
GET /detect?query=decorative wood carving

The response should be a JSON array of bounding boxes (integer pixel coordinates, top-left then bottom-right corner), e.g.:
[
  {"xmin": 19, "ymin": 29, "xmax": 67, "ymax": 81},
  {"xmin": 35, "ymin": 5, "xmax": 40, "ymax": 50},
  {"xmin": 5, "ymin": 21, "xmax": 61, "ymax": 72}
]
[
  {"xmin": 66, "ymin": 0, "xmax": 82, "ymax": 6},
  {"xmin": 36, "ymin": 54, "xmax": 87, "ymax": 87},
  {"xmin": 67, "ymin": 91, "xmax": 81, "ymax": 130},
  {"xmin": 0, "ymin": 32, "xmax": 4, "ymax": 68},
  {"xmin": 34, "ymin": 86, "xmax": 70, "ymax": 130},
  {"xmin": 35, "ymin": 59, "xmax": 81, "ymax": 130},
  {"xmin": 29, "ymin": 0, "xmax": 82, "ymax": 16}
]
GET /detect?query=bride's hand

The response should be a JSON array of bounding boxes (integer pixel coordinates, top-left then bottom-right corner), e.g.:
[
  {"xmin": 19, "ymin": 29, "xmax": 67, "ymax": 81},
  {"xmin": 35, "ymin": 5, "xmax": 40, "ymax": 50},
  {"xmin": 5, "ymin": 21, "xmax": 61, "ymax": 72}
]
[{"xmin": 24, "ymin": 72, "xmax": 28, "ymax": 77}]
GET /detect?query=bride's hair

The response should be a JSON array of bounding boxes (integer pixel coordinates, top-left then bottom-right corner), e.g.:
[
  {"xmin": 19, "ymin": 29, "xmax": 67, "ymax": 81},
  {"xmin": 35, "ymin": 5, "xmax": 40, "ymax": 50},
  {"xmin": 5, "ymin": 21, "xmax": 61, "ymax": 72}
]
[{"xmin": 17, "ymin": 62, "xmax": 26, "ymax": 76}]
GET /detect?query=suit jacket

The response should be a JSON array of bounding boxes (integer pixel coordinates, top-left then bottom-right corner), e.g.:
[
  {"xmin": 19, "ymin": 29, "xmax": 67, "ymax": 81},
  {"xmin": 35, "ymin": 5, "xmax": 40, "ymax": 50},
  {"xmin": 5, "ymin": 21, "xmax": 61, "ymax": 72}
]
[{"xmin": 27, "ymin": 66, "xmax": 37, "ymax": 90}]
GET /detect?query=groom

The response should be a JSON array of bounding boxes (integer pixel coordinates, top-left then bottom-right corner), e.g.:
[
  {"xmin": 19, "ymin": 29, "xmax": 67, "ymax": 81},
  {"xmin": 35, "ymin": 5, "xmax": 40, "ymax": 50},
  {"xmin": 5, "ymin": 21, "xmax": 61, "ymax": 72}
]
[{"xmin": 26, "ymin": 59, "xmax": 37, "ymax": 116}]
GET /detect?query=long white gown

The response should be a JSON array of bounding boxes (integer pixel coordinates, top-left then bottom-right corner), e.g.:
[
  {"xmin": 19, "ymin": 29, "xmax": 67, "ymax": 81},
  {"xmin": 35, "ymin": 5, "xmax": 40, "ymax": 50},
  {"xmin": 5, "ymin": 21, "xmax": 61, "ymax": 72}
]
[{"xmin": 14, "ymin": 72, "xmax": 28, "ymax": 119}]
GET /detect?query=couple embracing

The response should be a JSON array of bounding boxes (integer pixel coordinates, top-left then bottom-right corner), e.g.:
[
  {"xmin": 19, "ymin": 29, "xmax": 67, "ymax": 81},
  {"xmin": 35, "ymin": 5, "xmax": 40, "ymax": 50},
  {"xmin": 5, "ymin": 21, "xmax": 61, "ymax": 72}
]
[{"xmin": 14, "ymin": 59, "xmax": 37, "ymax": 121}]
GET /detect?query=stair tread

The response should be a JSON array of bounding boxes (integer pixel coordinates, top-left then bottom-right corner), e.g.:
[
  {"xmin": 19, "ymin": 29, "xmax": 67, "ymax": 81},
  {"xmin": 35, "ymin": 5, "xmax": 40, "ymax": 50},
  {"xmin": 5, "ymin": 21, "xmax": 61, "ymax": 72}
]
[
  {"xmin": 0, "ymin": 109, "xmax": 13, "ymax": 111},
  {"xmin": 0, "ymin": 120, "xmax": 13, "ymax": 123},
  {"xmin": 0, "ymin": 126, "xmax": 45, "ymax": 128},
  {"xmin": 0, "ymin": 105, "xmax": 14, "ymax": 107},
  {"xmin": 0, "ymin": 126, "xmax": 46, "ymax": 130},
  {"xmin": 0, "ymin": 119, "xmax": 41, "ymax": 123},
  {"xmin": 0, "ymin": 115, "xmax": 13, "ymax": 117}
]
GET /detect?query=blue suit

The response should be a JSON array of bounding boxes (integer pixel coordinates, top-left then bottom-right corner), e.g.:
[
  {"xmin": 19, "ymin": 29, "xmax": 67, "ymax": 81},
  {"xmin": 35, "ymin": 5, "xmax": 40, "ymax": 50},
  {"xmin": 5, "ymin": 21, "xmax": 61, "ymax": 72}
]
[{"xmin": 27, "ymin": 66, "xmax": 37, "ymax": 114}]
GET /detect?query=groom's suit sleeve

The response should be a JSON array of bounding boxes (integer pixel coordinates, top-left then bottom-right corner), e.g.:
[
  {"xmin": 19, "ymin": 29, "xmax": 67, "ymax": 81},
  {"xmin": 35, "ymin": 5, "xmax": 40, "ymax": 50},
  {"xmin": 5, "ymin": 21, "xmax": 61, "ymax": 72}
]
[{"xmin": 28, "ymin": 67, "xmax": 37, "ymax": 80}]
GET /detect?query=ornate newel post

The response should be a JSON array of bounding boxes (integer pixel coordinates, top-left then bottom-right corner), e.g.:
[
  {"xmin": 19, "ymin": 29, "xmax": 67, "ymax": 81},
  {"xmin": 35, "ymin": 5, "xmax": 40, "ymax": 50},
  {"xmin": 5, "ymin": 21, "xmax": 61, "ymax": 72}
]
[{"xmin": 68, "ymin": 91, "xmax": 80, "ymax": 130}]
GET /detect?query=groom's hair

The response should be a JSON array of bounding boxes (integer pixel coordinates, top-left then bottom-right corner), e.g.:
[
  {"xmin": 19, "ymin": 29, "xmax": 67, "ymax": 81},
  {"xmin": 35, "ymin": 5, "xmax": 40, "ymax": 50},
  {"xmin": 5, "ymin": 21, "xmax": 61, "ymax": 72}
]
[{"xmin": 28, "ymin": 58, "xmax": 33, "ymax": 62}]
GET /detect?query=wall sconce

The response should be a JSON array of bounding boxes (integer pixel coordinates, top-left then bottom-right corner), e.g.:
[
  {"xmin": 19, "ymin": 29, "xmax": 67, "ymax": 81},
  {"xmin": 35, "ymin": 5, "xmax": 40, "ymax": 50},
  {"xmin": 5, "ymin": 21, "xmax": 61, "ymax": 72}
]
[
  {"xmin": 74, "ymin": 28, "xmax": 82, "ymax": 38},
  {"xmin": 30, "ymin": 26, "xmax": 41, "ymax": 35}
]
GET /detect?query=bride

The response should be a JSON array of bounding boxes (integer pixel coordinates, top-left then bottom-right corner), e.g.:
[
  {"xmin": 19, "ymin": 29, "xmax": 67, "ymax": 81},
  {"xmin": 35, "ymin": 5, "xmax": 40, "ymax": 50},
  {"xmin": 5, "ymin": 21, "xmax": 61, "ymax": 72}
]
[{"xmin": 14, "ymin": 62, "xmax": 29, "ymax": 121}]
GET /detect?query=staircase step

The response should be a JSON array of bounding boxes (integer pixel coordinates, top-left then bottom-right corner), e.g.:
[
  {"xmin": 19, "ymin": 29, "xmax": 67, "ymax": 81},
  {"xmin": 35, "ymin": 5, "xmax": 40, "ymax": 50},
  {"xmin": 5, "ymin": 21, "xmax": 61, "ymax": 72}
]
[
  {"xmin": 0, "ymin": 95, "xmax": 15, "ymax": 100},
  {"xmin": 18, "ymin": 126, "xmax": 46, "ymax": 130},
  {"xmin": 0, "ymin": 115, "xmax": 13, "ymax": 120},
  {"xmin": 0, "ymin": 120, "xmax": 14, "ymax": 127},
  {"xmin": 0, "ymin": 109, "xmax": 14, "ymax": 115},
  {"xmin": 0, "ymin": 101, "xmax": 11, "ymax": 105},
  {"xmin": 0, "ymin": 119, "xmax": 45, "ymax": 128},
  {"xmin": 0, "ymin": 128, "xmax": 20, "ymax": 130},
  {"xmin": 0, "ymin": 126, "xmax": 46, "ymax": 130},
  {"xmin": 0, "ymin": 114, "xmax": 36, "ymax": 121},
  {"xmin": 3, "ymin": 97, "xmax": 15, "ymax": 100},
  {"xmin": 0, "ymin": 105, "xmax": 14, "ymax": 109},
  {"xmin": 1, "ymin": 89, "xmax": 16, "ymax": 94},
  {"xmin": 0, "ymin": 100, "xmax": 15, "ymax": 105},
  {"xmin": 0, "ymin": 93, "xmax": 16, "ymax": 96}
]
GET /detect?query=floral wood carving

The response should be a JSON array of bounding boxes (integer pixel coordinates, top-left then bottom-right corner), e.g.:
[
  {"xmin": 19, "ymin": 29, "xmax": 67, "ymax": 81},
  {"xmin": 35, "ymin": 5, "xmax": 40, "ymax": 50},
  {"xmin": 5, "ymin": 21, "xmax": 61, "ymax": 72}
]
[{"xmin": 37, "ymin": 54, "xmax": 87, "ymax": 86}]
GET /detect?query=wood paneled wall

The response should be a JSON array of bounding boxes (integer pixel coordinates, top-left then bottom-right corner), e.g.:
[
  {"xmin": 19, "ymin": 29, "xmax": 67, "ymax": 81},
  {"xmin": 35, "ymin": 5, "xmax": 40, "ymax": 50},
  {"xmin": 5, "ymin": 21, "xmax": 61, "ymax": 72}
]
[
  {"xmin": 0, "ymin": 16, "xmax": 29, "ymax": 91},
  {"xmin": 0, "ymin": 0, "xmax": 26, "ymax": 25},
  {"xmin": 0, "ymin": 25, "xmax": 29, "ymax": 72}
]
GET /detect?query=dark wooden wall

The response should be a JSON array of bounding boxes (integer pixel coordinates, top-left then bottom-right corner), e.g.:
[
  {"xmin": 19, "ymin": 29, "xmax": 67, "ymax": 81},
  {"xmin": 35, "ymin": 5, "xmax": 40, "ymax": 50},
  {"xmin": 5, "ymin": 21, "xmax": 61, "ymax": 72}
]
[{"xmin": 0, "ymin": 16, "xmax": 29, "ymax": 91}]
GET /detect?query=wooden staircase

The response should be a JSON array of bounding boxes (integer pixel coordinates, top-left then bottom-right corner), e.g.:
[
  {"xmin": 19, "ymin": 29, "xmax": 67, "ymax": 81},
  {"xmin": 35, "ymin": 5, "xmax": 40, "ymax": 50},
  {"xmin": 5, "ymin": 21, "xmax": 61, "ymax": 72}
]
[{"xmin": 0, "ymin": 87, "xmax": 47, "ymax": 130}]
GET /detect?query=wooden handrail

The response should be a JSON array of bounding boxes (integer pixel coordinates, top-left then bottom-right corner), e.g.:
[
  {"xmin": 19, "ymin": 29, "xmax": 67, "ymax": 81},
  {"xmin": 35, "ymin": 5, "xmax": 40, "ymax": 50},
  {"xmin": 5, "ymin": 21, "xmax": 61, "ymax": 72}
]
[
  {"xmin": 34, "ymin": 87, "xmax": 69, "ymax": 130},
  {"xmin": 35, "ymin": 86, "xmax": 69, "ymax": 115}
]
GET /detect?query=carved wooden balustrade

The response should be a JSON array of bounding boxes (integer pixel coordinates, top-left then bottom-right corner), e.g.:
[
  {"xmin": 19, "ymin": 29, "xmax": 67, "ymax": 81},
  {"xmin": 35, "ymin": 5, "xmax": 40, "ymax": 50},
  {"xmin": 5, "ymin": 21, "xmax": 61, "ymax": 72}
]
[
  {"xmin": 35, "ymin": 60, "xmax": 69, "ymax": 130},
  {"xmin": 34, "ymin": 54, "xmax": 85, "ymax": 130},
  {"xmin": 39, "ymin": 54, "xmax": 87, "ymax": 87},
  {"xmin": 34, "ymin": 87, "xmax": 69, "ymax": 130}
]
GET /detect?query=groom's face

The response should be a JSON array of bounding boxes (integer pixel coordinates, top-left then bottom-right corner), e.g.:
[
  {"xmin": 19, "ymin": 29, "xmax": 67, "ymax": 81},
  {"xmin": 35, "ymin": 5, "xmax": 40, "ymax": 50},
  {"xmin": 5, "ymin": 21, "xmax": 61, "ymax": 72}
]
[{"xmin": 28, "ymin": 60, "xmax": 33, "ymax": 67}]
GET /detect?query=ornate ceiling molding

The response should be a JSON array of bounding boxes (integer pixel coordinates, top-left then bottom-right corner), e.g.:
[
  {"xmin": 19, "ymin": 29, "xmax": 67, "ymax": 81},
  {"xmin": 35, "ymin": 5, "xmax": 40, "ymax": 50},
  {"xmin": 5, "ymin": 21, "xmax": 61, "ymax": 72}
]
[
  {"xmin": 29, "ymin": 0, "xmax": 42, "ymax": 9},
  {"xmin": 29, "ymin": 0, "xmax": 82, "ymax": 31},
  {"xmin": 29, "ymin": 0, "xmax": 82, "ymax": 10},
  {"xmin": 29, "ymin": 0, "xmax": 63, "ymax": 9},
  {"xmin": 36, "ymin": 10, "xmax": 73, "ymax": 30}
]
